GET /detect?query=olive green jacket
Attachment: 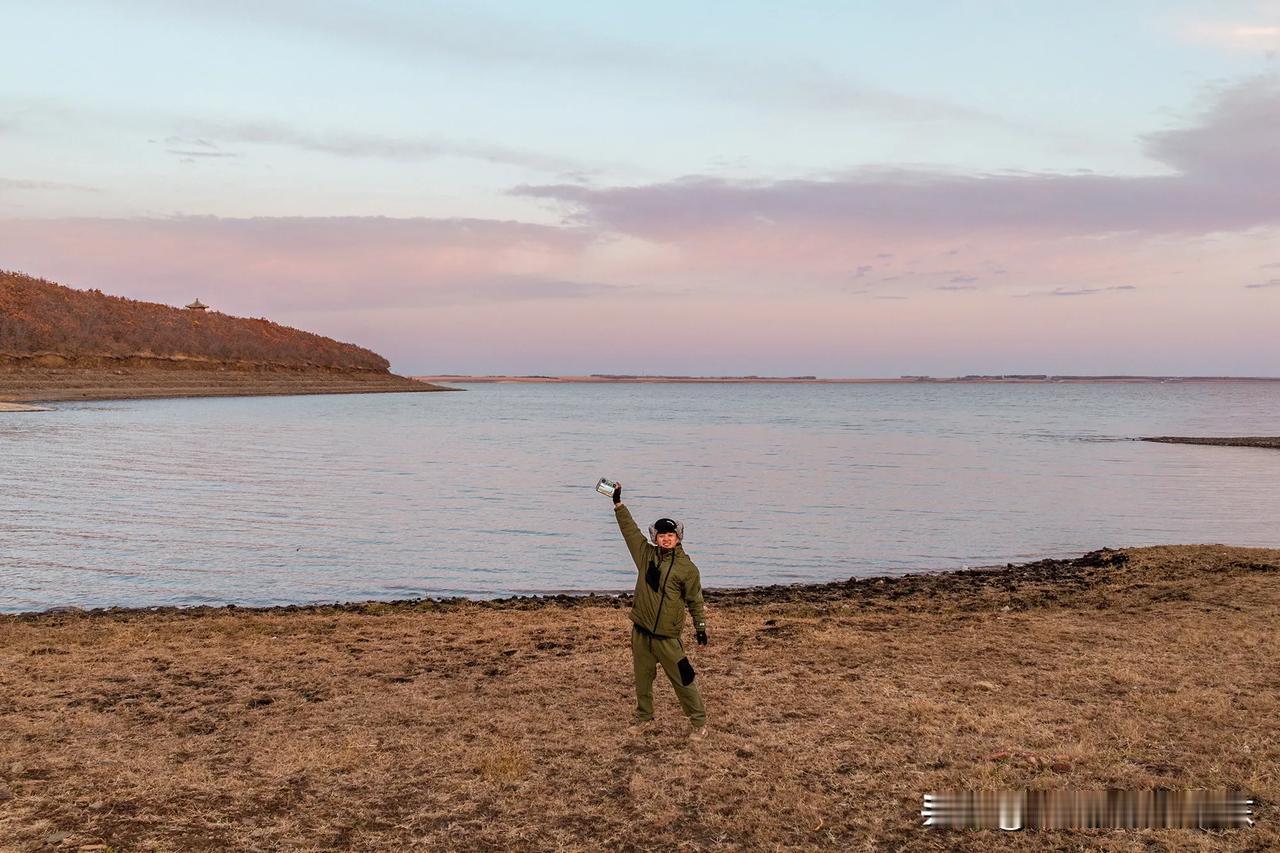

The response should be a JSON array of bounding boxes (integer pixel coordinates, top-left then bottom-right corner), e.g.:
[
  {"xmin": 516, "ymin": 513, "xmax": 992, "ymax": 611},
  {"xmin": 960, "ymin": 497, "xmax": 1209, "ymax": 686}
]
[{"xmin": 615, "ymin": 503, "xmax": 706, "ymax": 638}]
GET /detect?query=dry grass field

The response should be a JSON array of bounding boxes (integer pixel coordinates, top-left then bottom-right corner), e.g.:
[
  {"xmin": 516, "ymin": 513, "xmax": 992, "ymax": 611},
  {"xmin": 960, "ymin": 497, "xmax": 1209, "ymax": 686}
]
[{"xmin": 1, "ymin": 545, "xmax": 1275, "ymax": 851}]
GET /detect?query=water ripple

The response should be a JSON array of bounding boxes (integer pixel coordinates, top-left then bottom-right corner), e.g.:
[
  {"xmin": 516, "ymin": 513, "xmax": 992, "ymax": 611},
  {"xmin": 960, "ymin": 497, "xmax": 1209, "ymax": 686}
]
[{"xmin": 2, "ymin": 384, "xmax": 1278, "ymax": 612}]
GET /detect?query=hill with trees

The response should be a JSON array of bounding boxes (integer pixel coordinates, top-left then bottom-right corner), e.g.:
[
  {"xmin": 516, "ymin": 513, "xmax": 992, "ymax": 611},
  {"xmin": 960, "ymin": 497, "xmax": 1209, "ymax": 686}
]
[{"xmin": 0, "ymin": 270, "xmax": 389, "ymax": 371}]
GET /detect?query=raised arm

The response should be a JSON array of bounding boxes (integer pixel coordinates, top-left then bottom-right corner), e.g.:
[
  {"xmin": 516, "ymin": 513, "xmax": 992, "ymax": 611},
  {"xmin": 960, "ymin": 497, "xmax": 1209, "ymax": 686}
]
[{"xmin": 613, "ymin": 487, "xmax": 651, "ymax": 570}]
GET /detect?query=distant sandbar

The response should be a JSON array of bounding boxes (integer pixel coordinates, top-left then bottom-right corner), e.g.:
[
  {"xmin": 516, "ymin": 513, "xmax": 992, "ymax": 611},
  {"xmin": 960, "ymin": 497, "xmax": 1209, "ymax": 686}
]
[{"xmin": 1142, "ymin": 436, "xmax": 1280, "ymax": 449}]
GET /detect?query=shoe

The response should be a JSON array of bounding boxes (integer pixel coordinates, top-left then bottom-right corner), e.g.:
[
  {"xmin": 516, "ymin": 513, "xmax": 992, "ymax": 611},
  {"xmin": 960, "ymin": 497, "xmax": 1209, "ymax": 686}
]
[{"xmin": 690, "ymin": 725, "xmax": 708, "ymax": 740}]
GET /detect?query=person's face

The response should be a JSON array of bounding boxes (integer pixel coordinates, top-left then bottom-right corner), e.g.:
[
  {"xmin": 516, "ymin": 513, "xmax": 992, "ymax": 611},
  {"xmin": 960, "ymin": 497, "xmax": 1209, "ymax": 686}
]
[{"xmin": 656, "ymin": 532, "xmax": 679, "ymax": 549}]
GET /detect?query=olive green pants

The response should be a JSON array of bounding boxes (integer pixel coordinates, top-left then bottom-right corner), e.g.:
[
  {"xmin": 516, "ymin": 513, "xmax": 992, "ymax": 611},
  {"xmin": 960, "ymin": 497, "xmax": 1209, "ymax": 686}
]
[{"xmin": 631, "ymin": 625, "xmax": 706, "ymax": 727}]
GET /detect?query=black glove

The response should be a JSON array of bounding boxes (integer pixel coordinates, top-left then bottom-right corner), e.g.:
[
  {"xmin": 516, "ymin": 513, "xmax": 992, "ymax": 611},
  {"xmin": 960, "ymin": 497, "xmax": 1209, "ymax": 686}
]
[
  {"xmin": 696, "ymin": 628, "xmax": 709, "ymax": 646},
  {"xmin": 612, "ymin": 484, "xmax": 622, "ymax": 505}
]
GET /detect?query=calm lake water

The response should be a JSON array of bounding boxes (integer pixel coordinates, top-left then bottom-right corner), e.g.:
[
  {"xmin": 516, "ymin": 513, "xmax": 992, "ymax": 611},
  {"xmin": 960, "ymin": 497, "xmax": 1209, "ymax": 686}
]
[{"xmin": 2, "ymin": 382, "xmax": 1279, "ymax": 613}]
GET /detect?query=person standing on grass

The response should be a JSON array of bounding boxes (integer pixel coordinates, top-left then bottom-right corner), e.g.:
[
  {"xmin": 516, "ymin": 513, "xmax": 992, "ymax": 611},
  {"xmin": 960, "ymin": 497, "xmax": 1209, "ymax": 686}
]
[{"xmin": 609, "ymin": 482, "xmax": 708, "ymax": 738}]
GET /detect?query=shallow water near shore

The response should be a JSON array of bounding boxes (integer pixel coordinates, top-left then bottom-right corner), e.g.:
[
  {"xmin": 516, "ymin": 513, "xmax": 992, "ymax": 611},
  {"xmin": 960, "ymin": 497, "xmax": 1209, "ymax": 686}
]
[{"xmin": 2, "ymin": 382, "xmax": 1279, "ymax": 612}]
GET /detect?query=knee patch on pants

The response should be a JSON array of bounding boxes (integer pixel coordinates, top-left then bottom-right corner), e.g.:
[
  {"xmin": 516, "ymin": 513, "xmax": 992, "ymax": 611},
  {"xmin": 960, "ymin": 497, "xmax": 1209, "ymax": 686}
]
[{"xmin": 677, "ymin": 657, "xmax": 695, "ymax": 686}]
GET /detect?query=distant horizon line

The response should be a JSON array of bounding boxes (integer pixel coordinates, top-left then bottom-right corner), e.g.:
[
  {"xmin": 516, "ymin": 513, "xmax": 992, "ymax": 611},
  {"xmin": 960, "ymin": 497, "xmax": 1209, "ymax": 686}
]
[{"xmin": 410, "ymin": 374, "xmax": 1280, "ymax": 384}]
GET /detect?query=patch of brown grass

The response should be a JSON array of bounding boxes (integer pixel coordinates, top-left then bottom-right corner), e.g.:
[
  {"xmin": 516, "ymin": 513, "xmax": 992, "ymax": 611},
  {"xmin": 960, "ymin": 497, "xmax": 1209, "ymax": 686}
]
[{"xmin": 0, "ymin": 545, "xmax": 1276, "ymax": 850}]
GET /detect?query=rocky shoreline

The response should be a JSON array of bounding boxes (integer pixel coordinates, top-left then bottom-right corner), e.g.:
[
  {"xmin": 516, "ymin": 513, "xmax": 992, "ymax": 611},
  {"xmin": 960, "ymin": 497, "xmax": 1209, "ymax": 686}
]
[{"xmin": 12, "ymin": 548, "xmax": 1138, "ymax": 622}]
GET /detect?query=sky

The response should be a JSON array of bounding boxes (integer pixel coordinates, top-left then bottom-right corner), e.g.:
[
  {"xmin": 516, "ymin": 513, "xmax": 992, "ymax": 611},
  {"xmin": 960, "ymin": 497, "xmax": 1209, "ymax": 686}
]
[{"xmin": 2, "ymin": 0, "xmax": 1279, "ymax": 376}]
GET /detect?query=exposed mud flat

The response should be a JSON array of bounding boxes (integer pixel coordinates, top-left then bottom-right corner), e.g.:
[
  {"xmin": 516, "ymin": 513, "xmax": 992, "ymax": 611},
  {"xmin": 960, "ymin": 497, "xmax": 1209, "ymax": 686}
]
[
  {"xmin": 0, "ymin": 366, "xmax": 451, "ymax": 403},
  {"xmin": 1142, "ymin": 435, "xmax": 1280, "ymax": 449},
  {"xmin": 1, "ymin": 545, "xmax": 1276, "ymax": 850}
]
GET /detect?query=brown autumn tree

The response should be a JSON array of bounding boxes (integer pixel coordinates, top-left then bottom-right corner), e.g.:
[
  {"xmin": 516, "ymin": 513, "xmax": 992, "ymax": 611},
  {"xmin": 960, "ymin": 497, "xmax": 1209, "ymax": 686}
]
[{"xmin": 0, "ymin": 270, "xmax": 390, "ymax": 371}]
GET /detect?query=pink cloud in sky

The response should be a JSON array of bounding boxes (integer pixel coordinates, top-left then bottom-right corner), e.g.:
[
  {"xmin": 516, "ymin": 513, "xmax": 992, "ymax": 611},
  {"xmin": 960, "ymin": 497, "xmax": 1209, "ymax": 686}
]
[
  {"xmin": 0, "ymin": 216, "xmax": 595, "ymax": 311},
  {"xmin": 2, "ymin": 210, "xmax": 1274, "ymax": 374},
  {"xmin": 517, "ymin": 76, "xmax": 1280, "ymax": 242},
  {"xmin": 3, "ymin": 77, "xmax": 1278, "ymax": 374}
]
